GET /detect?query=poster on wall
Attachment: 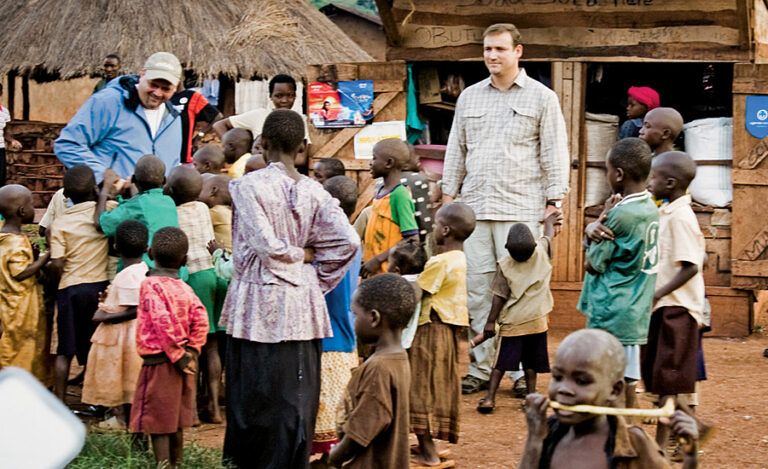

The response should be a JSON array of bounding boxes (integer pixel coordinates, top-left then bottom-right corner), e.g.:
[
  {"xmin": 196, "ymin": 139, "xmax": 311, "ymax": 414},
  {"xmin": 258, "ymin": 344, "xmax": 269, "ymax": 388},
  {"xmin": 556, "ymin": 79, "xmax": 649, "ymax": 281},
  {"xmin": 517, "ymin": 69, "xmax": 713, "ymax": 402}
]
[
  {"xmin": 353, "ymin": 121, "xmax": 407, "ymax": 159},
  {"xmin": 746, "ymin": 95, "xmax": 768, "ymax": 139},
  {"xmin": 309, "ymin": 80, "xmax": 374, "ymax": 128}
]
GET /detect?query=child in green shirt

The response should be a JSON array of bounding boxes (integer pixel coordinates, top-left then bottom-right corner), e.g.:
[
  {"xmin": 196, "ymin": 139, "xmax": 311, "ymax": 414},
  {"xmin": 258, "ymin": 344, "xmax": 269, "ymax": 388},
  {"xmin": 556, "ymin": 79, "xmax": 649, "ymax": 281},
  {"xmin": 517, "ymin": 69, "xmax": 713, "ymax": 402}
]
[
  {"xmin": 94, "ymin": 154, "xmax": 179, "ymax": 269},
  {"xmin": 578, "ymin": 138, "xmax": 659, "ymax": 409}
]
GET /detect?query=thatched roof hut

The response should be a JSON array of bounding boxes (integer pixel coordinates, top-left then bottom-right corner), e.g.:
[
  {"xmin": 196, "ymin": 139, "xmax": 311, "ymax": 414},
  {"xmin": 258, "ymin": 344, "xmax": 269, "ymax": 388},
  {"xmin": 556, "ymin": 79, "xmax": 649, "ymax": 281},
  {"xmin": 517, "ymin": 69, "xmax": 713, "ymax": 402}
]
[{"xmin": 0, "ymin": 0, "xmax": 373, "ymax": 80}]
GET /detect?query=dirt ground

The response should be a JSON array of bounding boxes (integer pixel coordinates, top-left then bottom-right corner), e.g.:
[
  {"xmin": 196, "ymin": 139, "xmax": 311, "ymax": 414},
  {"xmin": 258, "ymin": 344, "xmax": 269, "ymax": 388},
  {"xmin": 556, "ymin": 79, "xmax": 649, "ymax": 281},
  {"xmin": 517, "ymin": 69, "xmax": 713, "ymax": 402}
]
[{"xmin": 68, "ymin": 330, "xmax": 767, "ymax": 467}]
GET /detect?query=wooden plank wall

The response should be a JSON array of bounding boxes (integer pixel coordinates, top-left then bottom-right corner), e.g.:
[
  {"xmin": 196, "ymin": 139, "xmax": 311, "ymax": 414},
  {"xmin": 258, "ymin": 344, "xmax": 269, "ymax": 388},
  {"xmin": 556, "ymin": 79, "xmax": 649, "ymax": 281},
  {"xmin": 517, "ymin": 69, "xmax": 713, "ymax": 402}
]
[
  {"xmin": 551, "ymin": 62, "xmax": 586, "ymax": 284},
  {"xmin": 381, "ymin": 0, "xmax": 751, "ymax": 62},
  {"xmin": 731, "ymin": 63, "xmax": 768, "ymax": 290},
  {"xmin": 755, "ymin": 0, "xmax": 768, "ymax": 63},
  {"xmin": 306, "ymin": 62, "xmax": 408, "ymax": 219}
]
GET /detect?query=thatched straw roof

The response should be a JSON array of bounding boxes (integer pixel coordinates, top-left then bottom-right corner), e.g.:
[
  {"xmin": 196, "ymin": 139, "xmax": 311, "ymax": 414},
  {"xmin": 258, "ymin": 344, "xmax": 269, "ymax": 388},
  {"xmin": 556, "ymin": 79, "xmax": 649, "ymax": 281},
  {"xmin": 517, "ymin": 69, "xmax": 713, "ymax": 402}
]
[{"xmin": 0, "ymin": 0, "xmax": 373, "ymax": 80}]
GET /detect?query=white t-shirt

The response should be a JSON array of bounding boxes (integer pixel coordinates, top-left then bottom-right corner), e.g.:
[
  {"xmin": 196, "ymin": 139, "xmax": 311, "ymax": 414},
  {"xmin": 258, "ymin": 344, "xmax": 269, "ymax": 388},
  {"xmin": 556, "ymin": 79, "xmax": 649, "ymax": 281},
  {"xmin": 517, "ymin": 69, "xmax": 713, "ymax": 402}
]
[
  {"xmin": 0, "ymin": 105, "xmax": 11, "ymax": 149},
  {"xmin": 229, "ymin": 108, "xmax": 312, "ymax": 143},
  {"xmin": 143, "ymin": 106, "xmax": 165, "ymax": 138}
]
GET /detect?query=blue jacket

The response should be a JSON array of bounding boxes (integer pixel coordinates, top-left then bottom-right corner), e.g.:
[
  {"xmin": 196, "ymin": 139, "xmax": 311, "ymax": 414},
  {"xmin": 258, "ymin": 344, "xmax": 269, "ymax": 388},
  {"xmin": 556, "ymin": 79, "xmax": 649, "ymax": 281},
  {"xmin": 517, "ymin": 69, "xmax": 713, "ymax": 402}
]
[{"xmin": 55, "ymin": 75, "xmax": 181, "ymax": 182}]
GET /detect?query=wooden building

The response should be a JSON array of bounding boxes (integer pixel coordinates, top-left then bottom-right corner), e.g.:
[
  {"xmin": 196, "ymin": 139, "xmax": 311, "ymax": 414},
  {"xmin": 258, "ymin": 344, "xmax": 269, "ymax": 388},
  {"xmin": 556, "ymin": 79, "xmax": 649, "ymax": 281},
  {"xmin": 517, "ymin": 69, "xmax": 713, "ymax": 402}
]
[{"xmin": 308, "ymin": 0, "xmax": 768, "ymax": 336}]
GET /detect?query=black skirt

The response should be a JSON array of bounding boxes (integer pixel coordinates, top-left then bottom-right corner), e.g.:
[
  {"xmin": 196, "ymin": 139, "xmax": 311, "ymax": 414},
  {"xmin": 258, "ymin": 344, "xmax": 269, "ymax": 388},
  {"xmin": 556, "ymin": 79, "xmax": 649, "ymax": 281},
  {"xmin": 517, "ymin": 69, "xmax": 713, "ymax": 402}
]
[{"xmin": 223, "ymin": 337, "xmax": 322, "ymax": 469}]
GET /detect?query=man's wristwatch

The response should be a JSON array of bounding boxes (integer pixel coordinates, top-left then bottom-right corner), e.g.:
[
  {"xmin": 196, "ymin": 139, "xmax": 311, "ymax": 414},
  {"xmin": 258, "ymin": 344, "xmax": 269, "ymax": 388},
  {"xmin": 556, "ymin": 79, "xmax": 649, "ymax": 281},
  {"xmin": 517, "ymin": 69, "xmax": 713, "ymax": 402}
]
[{"xmin": 546, "ymin": 200, "xmax": 563, "ymax": 209}]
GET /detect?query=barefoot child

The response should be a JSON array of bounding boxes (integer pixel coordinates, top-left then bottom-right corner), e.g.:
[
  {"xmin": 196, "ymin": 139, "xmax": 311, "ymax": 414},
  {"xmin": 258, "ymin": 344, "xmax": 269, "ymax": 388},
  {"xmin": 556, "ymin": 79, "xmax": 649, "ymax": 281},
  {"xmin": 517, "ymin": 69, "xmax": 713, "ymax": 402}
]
[
  {"xmin": 474, "ymin": 210, "xmax": 561, "ymax": 414},
  {"xmin": 311, "ymin": 175, "xmax": 362, "ymax": 459},
  {"xmin": 520, "ymin": 329, "xmax": 699, "ymax": 469},
  {"xmin": 387, "ymin": 238, "xmax": 428, "ymax": 350},
  {"xmin": 579, "ymin": 138, "xmax": 658, "ymax": 409},
  {"xmin": 192, "ymin": 144, "xmax": 226, "ymax": 175},
  {"xmin": 221, "ymin": 128, "xmax": 253, "ymax": 179},
  {"xmin": 639, "ymin": 107, "xmax": 684, "ymax": 156},
  {"xmin": 644, "ymin": 151, "xmax": 705, "ymax": 450},
  {"xmin": 49, "ymin": 165, "xmax": 110, "ymax": 401},
  {"xmin": 360, "ymin": 138, "xmax": 419, "ymax": 277},
  {"xmin": 0, "ymin": 185, "xmax": 52, "ymax": 384},
  {"xmin": 82, "ymin": 220, "xmax": 148, "ymax": 425},
  {"xmin": 619, "ymin": 86, "xmax": 660, "ymax": 139},
  {"xmin": 410, "ymin": 202, "xmax": 476, "ymax": 467},
  {"xmin": 130, "ymin": 227, "xmax": 209, "ymax": 468},
  {"xmin": 329, "ymin": 273, "xmax": 415, "ymax": 469},
  {"xmin": 165, "ymin": 165, "xmax": 223, "ymax": 423}
]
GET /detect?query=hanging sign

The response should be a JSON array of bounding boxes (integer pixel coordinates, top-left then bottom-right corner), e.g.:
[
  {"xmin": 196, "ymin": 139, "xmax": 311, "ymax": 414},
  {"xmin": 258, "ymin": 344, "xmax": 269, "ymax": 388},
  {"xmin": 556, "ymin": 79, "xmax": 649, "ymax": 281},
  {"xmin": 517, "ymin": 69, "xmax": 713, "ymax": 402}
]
[{"xmin": 746, "ymin": 95, "xmax": 768, "ymax": 139}]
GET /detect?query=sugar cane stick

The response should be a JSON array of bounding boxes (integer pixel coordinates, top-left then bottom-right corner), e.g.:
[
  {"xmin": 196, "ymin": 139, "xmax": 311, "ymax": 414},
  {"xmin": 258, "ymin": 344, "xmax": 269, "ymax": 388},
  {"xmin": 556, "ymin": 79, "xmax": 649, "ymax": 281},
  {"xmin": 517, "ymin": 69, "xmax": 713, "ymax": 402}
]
[{"xmin": 549, "ymin": 397, "xmax": 676, "ymax": 418}]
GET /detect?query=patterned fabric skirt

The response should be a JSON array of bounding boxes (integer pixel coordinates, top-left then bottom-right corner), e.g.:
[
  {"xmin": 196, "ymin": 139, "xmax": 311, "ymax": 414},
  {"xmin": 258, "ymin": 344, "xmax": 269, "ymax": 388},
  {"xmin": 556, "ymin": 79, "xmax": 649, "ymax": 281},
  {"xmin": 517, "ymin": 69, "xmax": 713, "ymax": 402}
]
[
  {"xmin": 409, "ymin": 316, "xmax": 462, "ymax": 443},
  {"xmin": 311, "ymin": 351, "xmax": 359, "ymax": 454}
]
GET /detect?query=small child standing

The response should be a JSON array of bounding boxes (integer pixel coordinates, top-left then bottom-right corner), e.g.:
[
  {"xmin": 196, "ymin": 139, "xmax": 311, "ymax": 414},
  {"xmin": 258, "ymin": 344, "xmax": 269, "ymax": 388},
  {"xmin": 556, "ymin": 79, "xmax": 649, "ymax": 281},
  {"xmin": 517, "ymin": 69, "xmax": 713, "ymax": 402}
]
[
  {"xmin": 644, "ymin": 151, "xmax": 706, "ymax": 448},
  {"xmin": 165, "ymin": 165, "xmax": 223, "ymax": 423},
  {"xmin": 222, "ymin": 128, "xmax": 253, "ymax": 179},
  {"xmin": 519, "ymin": 329, "xmax": 698, "ymax": 469},
  {"xmin": 130, "ymin": 227, "xmax": 209, "ymax": 468},
  {"xmin": 198, "ymin": 174, "xmax": 233, "ymax": 252},
  {"xmin": 329, "ymin": 273, "xmax": 415, "ymax": 469},
  {"xmin": 639, "ymin": 107, "xmax": 684, "ymax": 155},
  {"xmin": 95, "ymin": 155, "xmax": 179, "ymax": 268},
  {"xmin": 473, "ymin": 210, "xmax": 561, "ymax": 414},
  {"xmin": 579, "ymin": 138, "xmax": 659, "ymax": 409},
  {"xmin": 361, "ymin": 138, "xmax": 419, "ymax": 277},
  {"xmin": 619, "ymin": 86, "xmax": 660, "ymax": 139},
  {"xmin": 0, "ymin": 184, "xmax": 52, "ymax": 384},
  {"xmin": 410, "ymin": 202, "xmax": 476, "ymax": 466},
  {"xmin": 387, "ymin": 238, "xmax": 428, "ymax": 350},
  {"xmin": 49, "ymin": 164, "xmax": 111, "ymax": 401},
  {"xmin": 82, "ymin": 220, "xmax": 148, "ymax": 425},
  {"xmin": 311, "ymin": 175, "xmax": 362, "ymax": 459},
  {"xmin": 192, "ymin": 144, "xmax": 226, "ymax": 175}
]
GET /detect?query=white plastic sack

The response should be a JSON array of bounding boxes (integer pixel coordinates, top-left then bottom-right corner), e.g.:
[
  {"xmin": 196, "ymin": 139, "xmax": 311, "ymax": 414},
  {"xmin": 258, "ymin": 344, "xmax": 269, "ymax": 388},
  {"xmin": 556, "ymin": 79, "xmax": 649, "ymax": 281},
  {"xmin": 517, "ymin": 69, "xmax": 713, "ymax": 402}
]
[
  {"xmin": 584, "ymin": 113, "xmax": 619, "ymax": 206},
  {"xmin": 683, "ymin": 117, "xmax": 732, "ymax": 207}
]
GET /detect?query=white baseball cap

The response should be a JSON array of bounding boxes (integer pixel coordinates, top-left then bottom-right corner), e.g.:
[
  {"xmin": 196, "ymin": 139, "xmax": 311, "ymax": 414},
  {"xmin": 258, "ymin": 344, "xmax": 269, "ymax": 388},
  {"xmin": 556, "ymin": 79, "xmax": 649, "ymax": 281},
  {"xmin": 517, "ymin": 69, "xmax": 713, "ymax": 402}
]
[{"xmin": 143, "ymin": 52, "xmax": 182, "ymax": 85}]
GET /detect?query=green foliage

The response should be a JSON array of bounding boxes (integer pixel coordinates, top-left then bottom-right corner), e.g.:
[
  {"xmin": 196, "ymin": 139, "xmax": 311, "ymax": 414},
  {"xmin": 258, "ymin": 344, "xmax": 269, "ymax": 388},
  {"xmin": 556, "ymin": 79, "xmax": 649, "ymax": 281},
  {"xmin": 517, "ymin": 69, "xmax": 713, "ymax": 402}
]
[{"xmin": 68, "ymin": 432, "xmax": 230, "ymax": 469}]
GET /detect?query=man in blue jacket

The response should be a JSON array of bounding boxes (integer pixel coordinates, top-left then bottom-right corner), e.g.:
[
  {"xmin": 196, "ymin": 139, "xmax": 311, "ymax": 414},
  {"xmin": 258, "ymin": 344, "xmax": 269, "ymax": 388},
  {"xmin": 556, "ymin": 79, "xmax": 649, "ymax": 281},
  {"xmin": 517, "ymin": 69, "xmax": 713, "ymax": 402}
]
[{"xmin": 55, "ymin": 52, "xmax": 183, "ymax": 182}]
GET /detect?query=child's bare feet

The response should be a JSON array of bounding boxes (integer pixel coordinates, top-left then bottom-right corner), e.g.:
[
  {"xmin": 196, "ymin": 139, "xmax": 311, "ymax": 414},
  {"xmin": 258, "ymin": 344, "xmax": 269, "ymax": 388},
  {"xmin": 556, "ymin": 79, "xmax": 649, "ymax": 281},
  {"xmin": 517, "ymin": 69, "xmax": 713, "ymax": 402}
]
[{"xmin": 413, "ymin": 434, "xmax": 441, "ymax": 466}]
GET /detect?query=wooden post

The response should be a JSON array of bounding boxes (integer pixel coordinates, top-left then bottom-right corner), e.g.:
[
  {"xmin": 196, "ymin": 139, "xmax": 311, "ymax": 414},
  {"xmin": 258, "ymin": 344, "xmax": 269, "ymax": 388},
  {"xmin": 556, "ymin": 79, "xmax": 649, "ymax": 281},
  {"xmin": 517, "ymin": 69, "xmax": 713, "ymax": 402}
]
[
  {"xmin": 7, "ymin": 71, "xmax": 16, "ymax": 118},
  {"xmin": 550, "ymin": 61, "xmax": 586, "ymax": 284},
  {"xmin": 21, "ymin": 75, "xmax": 30, "ymax": 121}
]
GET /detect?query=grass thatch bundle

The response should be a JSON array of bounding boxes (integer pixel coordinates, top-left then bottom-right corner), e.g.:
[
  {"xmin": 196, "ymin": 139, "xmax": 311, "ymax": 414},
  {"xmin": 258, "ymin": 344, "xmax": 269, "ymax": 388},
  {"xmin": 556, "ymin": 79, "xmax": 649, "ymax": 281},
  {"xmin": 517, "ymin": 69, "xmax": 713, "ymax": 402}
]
[{"xmin": 0, "ymin": 0, "xmax": 373, "ymax": 80}]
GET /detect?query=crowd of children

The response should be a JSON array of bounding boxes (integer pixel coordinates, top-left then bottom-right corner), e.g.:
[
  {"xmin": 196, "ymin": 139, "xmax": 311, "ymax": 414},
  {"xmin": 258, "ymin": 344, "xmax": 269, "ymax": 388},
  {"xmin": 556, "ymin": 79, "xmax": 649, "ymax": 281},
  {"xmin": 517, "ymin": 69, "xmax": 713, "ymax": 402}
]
[{"xmin": 0, "ymin": 101, "xmax": 708, "ymax": 468}]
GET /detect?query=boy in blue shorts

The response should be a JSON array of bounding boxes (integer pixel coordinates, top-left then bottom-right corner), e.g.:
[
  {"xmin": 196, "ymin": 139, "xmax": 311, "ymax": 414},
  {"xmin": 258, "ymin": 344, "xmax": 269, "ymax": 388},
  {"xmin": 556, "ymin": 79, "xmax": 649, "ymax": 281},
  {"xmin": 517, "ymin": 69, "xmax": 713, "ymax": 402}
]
[{"xmin": 578, "ymin": 138, "xmax": 658, "ymax": 409}]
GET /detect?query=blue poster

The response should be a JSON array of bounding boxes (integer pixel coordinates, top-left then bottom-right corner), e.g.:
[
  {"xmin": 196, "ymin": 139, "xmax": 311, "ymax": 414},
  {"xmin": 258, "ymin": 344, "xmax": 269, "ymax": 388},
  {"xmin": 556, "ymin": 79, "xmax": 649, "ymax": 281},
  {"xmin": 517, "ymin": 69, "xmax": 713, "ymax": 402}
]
[{"xmin": 746, "ymin": 95, "xmax": 768, "ymax": 139}]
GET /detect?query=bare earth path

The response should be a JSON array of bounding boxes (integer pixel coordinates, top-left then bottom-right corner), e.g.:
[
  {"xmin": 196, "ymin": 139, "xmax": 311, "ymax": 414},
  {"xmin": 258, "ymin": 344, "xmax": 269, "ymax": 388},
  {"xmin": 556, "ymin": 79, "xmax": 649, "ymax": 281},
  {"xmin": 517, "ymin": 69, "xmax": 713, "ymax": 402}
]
[{"xmin": 185, "ymin": 332, "xmax": 768, "ymax": 468}]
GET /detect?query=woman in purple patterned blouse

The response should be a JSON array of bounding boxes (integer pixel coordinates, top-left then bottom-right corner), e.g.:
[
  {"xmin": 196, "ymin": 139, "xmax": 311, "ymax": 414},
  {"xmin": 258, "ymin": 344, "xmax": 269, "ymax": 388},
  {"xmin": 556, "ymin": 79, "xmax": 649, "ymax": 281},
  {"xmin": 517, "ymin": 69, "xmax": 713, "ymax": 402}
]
[{"xmin": 220, "ymin": 110, "xmax": 360, "ymax": 468}]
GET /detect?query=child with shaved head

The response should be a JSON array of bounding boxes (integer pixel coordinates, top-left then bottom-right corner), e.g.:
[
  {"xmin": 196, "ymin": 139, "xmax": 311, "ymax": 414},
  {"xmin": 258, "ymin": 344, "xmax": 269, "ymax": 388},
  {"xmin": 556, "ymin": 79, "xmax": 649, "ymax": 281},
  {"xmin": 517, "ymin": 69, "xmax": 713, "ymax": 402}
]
[
  {"xmin": 361, "ymin": 138, "xmax": 419, "ymax": 276},
  {"xmin": 165, "ymin": 165, "xmax": 223, "ymax": 423},
  {"xmin": 639, "ymin": 107, "xmax": 684, "ymax": 155},
  {"xmin": 49, "ymin": 164, "xmax": 111, "ymax": 401},
  {"xmin": 520, "ymin": 329, "xmax": 699, "ymax": 469},
  {"xmin": 410, "ymin": 202, "xmax": 476, "ymax": 466},
  {"xmin": 222, "ymin": 128, "xmax": 253, "ymax": 179},
  {"xmin": 579, "ymin": 138, "xmax": 658, "ymax": 409},
  {"xmin": 192, "ymin": 144, "xmax": 226, "ymax": 175},
  {"xmin": 473, "ymin": 208, "xmax": 562, "ymax": 414},
  {"xmin": 95, "ymin": 155, "xmax": 179, "ymax": 269},
  {"xmin": 0, "ymin": 184, "xmax": 52, "ymax": 384},
  {"xmin": 645, "ymin": 151, "xmax": 705, "ymax": 450}
]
